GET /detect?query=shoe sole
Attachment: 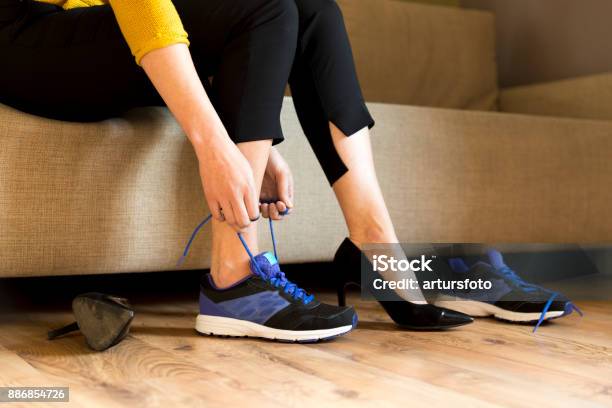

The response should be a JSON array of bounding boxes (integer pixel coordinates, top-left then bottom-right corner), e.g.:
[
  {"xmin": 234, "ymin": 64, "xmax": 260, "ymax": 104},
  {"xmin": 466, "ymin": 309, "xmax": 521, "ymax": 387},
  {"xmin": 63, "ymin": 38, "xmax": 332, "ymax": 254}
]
[
  {"xmin": 195, "ymin": 315, "xmax": 355, "ymax": 343},
  {"xmin": 434, "ymin": 300, "xmax": 564, "ymax": 323}
]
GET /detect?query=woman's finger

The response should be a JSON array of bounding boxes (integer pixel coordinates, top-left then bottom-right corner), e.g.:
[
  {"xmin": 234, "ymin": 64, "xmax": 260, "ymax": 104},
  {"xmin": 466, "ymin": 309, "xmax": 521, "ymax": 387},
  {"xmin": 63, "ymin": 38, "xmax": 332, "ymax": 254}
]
[
  {"xmin": 277, "ymin": 173, "xmax": 293, "ymax": 209},
  {"xmin": 269, "ymin": 204, "xmax": 281, "ymax": 221},
  {"xmin": 221, "ymin": 200, "xmax": 239, "ymax": 231},
  {"xmin": 233, "ymin": 194, "xmax": 252, "ymax": 230},
  {"xmin": 244, "ymin": 181, "xmax": 260, "ymax": 222},
  {"xmin": 209, "ymin": 200, "xmax": 224, "ymax": 222},
  {"xmin": 276, "ymin": 200, "xmax": 287, "ymax": 215},
  {"xmin": 260, "ymin": 203, "xmax": 270, "ymax": 219}
]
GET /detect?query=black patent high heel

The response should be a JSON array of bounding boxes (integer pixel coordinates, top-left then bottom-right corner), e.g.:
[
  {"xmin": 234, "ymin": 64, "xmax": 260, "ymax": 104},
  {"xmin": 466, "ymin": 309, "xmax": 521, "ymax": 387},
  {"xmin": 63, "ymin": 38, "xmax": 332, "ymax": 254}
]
[{"xmin": 333, "ymin": 238, "xmax": 473, "ymax": 330}]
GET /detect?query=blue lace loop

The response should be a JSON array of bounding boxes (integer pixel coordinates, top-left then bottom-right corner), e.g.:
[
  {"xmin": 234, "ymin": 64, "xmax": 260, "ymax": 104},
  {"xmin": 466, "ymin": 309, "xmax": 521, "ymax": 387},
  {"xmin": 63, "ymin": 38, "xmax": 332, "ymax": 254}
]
[
  {"xmin": 494, "ymin": 264, "xmax": 584, "ymax": 333},
  {"xmin": 269, "ymin": 217, "xmax": 278, "ymax": 260},
  {"xmin": 496, "ymin": 264, "xmax": 556, "ymax": 332},
  {"xmin": 176, "ymin": 214, "xmax": 213, "ymax": 267},
  {"xmin": 178, "ymin": 212, "xmax": 313, "ymax": 304},
  {"xmin": 533, "ymin": 293, "xmax": 557, "ymax": 333},
  {"xmin": 571, "ymin": 303, "xmax": 584, "ymax": 317}
]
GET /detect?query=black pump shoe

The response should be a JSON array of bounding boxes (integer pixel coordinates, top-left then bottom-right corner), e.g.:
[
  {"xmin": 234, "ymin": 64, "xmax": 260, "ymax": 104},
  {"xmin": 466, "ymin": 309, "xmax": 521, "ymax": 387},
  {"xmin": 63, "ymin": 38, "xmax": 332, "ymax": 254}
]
[{"xmin": 334, "ymin": 238, "xmax": 473, "ymax": 330}]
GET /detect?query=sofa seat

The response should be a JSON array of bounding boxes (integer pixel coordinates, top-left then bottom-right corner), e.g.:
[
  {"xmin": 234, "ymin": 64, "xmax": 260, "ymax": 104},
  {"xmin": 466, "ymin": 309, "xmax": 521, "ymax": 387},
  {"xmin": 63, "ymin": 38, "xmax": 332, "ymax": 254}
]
[{"xmin": 2, "ymin": 98, "xmax": 611, "ymax": 277}]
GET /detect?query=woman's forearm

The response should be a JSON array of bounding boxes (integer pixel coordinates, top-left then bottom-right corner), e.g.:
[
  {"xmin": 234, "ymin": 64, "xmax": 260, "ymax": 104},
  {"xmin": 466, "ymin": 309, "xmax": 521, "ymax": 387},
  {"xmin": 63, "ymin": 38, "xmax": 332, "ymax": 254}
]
[
  {"xmin": 139, "ymin": 43, "xmax": 259, "ymax": 230},
  {"xmin": 140, "ymin": 43, "xmax": 228, "ymax": 150}
]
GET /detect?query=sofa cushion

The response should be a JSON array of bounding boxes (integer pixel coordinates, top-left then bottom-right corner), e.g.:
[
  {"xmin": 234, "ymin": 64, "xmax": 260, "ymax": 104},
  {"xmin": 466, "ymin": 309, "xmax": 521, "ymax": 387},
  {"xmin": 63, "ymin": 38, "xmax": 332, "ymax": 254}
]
[
  {"xmin": 370, "ymin": 104, "xmax": 612, "ymax": 245},
  {"xmin": 338, "ymin": 0, "xmax": 498, "ymax": 110},
  {"xmin": 2, "ymin": 99, "xmax": 612, "ymax": 277},
  {"xmin": 500, "ymin": 72, "xmax": 612, "ymax": 121}
]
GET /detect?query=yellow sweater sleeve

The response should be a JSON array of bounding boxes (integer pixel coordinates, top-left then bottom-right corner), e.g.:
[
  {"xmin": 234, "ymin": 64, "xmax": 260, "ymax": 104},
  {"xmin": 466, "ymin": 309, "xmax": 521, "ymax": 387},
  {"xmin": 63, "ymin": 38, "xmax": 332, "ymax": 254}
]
[{"xmin": 62, "ymin": 0, "xmax": 189, "ymax": 65}]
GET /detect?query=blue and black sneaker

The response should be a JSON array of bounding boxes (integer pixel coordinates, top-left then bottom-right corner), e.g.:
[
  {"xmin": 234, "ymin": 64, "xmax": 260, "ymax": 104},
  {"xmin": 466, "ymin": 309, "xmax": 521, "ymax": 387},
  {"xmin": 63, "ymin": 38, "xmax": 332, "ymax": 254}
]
[
  {"xmin": 197, "ymin": 251, "xmax": 357, "ymax": 342},
  {"xmin": 179, "ymin": 215, "xmax": 357, "ymax": 342},
  {"xmin": 433, "ymin": 249, "xmax": 582, "ymax": 331}
]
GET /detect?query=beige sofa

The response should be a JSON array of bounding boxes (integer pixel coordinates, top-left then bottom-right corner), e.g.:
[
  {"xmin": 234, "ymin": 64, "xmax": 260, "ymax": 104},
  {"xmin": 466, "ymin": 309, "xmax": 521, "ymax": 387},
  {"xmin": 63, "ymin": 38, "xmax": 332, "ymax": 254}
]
[{"xmin": 1, "ymin": 0, "xmax": 611, "ymax": 278}]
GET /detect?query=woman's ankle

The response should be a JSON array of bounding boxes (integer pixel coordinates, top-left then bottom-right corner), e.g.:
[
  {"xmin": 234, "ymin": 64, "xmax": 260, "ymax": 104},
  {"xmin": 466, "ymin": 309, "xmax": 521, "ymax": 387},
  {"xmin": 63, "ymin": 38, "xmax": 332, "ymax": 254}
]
[
  {"xmin": 210, "ymin": 260, "xmax": 252, "ymax": 289},
  {"xmin": 348, "ymin": 222, "xmax": 398, "ymax": 249}
]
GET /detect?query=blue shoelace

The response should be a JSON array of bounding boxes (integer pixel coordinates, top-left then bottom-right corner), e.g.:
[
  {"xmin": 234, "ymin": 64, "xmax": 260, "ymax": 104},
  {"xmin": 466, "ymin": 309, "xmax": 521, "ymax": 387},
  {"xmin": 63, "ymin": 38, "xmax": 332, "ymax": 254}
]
[
  {"xmin": 177, "ymin": 211, "xmax": 314, "ymax": 304},
  {"xmin": 496, "ymin": 265, "xmax": 583, "ymax": 332},
  {"xmin": 496, "ymin": 265, "xmax": 540, "ymax": 293}
]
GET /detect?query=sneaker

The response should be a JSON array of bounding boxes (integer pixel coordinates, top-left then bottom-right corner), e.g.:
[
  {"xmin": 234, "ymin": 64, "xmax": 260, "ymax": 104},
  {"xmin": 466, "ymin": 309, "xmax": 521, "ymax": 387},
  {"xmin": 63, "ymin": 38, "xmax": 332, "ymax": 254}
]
[
  {"xmin": 433, "ymin": 249, "xmax": 582, "ymax": 331},
  {"xmin": 196, "ymin": 251, "xmax": 357, "ymax": 342},
  {"xmin": 181, "ymin": 214, "xmax": 358, "ymax": 342}
]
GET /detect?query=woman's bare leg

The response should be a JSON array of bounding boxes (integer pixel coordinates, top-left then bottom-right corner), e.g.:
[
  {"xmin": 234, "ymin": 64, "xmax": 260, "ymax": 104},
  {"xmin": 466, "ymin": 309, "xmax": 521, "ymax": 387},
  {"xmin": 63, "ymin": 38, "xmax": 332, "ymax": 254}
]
[
  {"xmin": 330, "ymin": 123, "xmax": 426, "ymax": 303},
  {"xmin": 330, "ymin": 124, "xmax": 396, "ymax": 246},
  {"xmin": 210, "ymin": 140, "xmax": 272, "ymax": 288}
]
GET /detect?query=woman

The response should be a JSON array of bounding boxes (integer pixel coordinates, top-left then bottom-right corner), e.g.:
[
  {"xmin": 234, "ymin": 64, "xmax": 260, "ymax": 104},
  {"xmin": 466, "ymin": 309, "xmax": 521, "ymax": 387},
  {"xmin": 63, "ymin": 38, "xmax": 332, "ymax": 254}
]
[{"xmin": 0, "ymin": 0, "xmax": 473, "ymax": 342}]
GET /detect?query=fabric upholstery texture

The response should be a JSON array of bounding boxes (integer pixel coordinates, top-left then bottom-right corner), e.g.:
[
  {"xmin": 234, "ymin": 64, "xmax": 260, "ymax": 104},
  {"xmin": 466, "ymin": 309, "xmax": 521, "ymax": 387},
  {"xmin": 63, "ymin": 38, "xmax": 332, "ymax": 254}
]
[
  {"xmin": 500, "ymin": 72, "xmax": 612, "ymax": 121},
  {"xmin": 2, "ymin": 99, "xmax": 612, "ymax": 277},
  {"xmin": 338, "ymin": 0, "xmax": 498, "ymax": 110}
]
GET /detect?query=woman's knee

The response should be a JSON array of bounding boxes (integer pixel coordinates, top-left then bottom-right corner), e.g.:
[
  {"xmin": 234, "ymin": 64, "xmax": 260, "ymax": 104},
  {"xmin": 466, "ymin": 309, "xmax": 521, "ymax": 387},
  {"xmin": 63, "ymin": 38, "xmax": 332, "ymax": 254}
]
[
  {"xmin": 274, "ymin": 0, "xmax": 300, "ymax": 26},
  {"xmin": 251, "ymin": 0, "xmax": 299, "ymax": 38},
  {"xmin": 176, "ymin": 0, "xmax": 298, "ymax": 56},
  {"xmin": 293, "ymin": 0, "xmax": 342, "ymax": 23}
]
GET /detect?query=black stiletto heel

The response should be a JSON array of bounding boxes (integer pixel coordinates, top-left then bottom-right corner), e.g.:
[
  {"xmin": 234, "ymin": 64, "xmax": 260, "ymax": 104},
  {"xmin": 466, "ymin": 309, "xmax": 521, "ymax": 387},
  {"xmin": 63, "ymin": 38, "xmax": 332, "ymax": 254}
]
[{"xmin": 333, "ymin": 238, "xmax": 473, "ymax": 330}]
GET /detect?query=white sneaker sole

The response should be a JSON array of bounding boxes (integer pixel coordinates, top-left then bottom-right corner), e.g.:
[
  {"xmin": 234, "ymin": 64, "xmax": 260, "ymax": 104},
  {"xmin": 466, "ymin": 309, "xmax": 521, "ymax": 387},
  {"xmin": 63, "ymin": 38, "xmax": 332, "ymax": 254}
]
[
  {"xmin": 195, "ymin": 315, "xmax": 353, "ymax": 342},
  {"xmin": 434, "ymin": 300, "xmax": 564, "ymax": 322}
]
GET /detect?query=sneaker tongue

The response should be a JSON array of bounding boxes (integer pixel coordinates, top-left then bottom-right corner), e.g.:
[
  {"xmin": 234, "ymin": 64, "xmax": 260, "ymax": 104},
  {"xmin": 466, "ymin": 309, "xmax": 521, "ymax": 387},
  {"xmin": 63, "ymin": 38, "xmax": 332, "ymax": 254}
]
[
  {"xmin": 487, "ymin": 249, "xmax": 506, "ymax": 269},
  {"xmin": 251, "ymin": 252, "xmax": 280, "ymax": 277}
]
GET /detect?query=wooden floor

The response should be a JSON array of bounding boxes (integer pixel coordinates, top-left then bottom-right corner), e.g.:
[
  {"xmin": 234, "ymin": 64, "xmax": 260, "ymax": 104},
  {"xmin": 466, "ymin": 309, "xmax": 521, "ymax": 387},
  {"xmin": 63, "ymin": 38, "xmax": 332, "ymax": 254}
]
[{"xmin": 1, "ymin": 276, "xmax": 611, "ymax": 408}]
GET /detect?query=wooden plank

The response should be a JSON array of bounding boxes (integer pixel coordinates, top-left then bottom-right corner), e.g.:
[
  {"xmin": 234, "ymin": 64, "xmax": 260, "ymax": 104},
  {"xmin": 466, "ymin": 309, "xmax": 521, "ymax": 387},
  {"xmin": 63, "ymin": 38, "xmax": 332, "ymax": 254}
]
[{"xmin": 0, "ymin": 294, "xmax": 610, "ymax": 407}]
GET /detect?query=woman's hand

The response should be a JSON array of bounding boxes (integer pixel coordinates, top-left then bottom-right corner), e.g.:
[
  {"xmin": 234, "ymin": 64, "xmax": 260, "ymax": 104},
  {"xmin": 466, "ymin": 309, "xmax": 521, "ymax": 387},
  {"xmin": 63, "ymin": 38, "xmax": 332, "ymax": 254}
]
[
  {"xmin": 141, "ymin": 44, "xmax": 259, "ymax": 232},
  {"xmin": 260, "ymin": 148, "xmax": 294, "ymax": 220},
  {"xmin": 194, "ymin": 136, "xmax": 259, "ymax": 232}
]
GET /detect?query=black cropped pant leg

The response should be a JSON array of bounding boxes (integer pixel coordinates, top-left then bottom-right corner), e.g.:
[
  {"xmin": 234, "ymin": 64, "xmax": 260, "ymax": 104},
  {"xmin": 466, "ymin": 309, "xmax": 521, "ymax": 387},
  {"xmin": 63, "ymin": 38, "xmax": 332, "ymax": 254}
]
[{"xmin": 290, "ymin": 0, "xmax": 374, "ymax": 185}]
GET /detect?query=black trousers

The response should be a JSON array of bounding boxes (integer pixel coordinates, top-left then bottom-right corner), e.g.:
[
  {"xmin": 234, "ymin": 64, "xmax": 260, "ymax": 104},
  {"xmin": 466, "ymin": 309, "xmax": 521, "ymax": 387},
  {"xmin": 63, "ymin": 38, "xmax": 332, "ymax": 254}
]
[{"xmin": 0, "ymin": 0, "xmax": 374, "ymax": 185}]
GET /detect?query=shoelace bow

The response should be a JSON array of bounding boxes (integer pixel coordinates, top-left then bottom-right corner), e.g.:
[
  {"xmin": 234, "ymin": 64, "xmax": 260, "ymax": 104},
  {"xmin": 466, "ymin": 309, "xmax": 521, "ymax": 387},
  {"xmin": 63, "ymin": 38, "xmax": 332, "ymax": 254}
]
[
  {"xmin": 495, "ymin": 265, "xmax": 583, "ymax": 332},
  {"xmin": 177, "ymin": 212, "xmax": 314, "ymax": 304}
]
